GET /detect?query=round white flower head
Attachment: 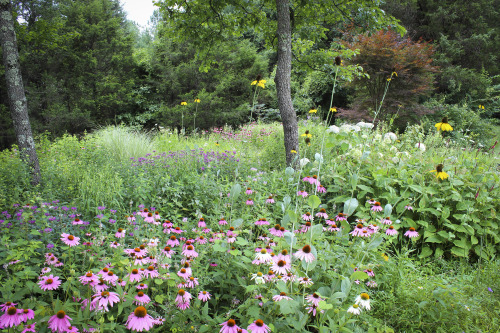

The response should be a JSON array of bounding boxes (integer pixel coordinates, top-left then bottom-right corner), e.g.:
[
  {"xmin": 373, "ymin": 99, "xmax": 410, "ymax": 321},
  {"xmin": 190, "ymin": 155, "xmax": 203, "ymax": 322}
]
[
  {"xmin": 356, "ymin": 122, "xmax": 374, "ymax": 129},
  {"xmin": 415, "ymin": 142, "xmax": 426, "ymax": 152},
  {"xmin": 340, "ymin": 124, "xmax": 354, "ymax": 133},
  {"xmin": 299, "ymin": 158, "xmax": 310, "ymax": 167},
  {"xmin": 326, "ymin": 125, "xmax": 340, "ymax": 134},
  {"xmin": 384, "ymin": 132, "xmax": 397, "ymax": 142}
]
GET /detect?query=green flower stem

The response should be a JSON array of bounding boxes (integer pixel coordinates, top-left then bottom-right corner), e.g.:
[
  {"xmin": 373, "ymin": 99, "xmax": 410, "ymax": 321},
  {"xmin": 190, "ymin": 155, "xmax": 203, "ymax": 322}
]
[{"xmin": 249, "ymin": 86, "xmax": 258, "ymax": 122}]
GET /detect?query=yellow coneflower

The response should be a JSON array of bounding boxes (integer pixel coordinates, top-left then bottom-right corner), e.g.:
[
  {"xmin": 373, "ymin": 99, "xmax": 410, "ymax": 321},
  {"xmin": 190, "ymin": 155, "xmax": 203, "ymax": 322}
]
[
  {"xmin": 309, "ymin": 108, "xmax": 317, "ymax": 114},
  {"xmin": 479, "ymin": 105, "xmax": 484, "ymax": 109},
  {"xmin": 251, "ymin": 75, "xmax": 266, "ymax": 89},
  {"xmin": 215, "ymin": 141, "xmax": 220, "ymax": 146},
  {"xmin": 300, "ymin": 130, "xmax": 312, "ymax": 138},
  {"xmin": 430, "ymin": 164, "xmax": 449, "ymax": 180},
  {"xmin": 435, "ymin": 117, "xmax": 453, "ymax": 131},
  {"xmin": 290, "ymin": 150, "xmax": 297, "ymax": 154},
  {"xmin": 181, "ymin": 101, "xmax": 187, "ymax": 106},
  {"xmin": 330, "ymin": 107, "xmax": 337, "ymax": 112},
  {"xmin": 194, "ymin": 98, "xmax": 201, "ymax": 103}
]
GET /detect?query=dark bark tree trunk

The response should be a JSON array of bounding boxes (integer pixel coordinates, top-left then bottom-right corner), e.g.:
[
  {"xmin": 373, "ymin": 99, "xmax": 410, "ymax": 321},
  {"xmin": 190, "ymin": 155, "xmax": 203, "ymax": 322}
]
[
  {"xmin": 275, "ymin": 0, "xmax": 299, "ymax": 166},
  {"xmin": 0, "ymin": 0, "xmax": 41, "ymax": 185}
]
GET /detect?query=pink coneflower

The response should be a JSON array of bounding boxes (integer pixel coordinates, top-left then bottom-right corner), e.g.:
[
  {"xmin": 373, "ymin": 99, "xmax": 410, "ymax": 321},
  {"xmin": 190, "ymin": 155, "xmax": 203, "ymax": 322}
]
[
  {"xmin": 21, "ymin": 322, "xmax": 36, "ymax": 332},
  {"xmin": 115, "ymin": 228, "xmax": 126, "ymax": 238},
  {"xmin": 219, "ymin": 319, "xmax": 241, "ymax": 333},
  {"xmin": 381, "ymin": 217, "xmax": 392, "ymax": 225},
  {"xmin": 350, "ymin": 223, "xmax": 364, "ymax": 237},
  {"xmin": 359, "ymin": 229, "xmax": 371, "ymax": 237},
  {"xmin": 127, "ymin": 215, "xmax": 136, "ymax": 222},
  {"xmin": 364, "ymin": 268, "xmax": 375, "ymax": 277},
  {"xmin": 198, "ymin": 291, "xmax": 211, "ymax": 302},
  {"xmin": 371, "ymin": 202, "xmax": 383, "ymax": 212},
  {"xmin": 271, "ymin": 259, "xmax": 291, "ymax": 275},
  {"xmin": 245, "ymin": 187, "xmax": 253, "ymax": 195},
  {"xmin": 386, "ymin": 225, "xmax": 398, "ymax": 236},
  {"xmin": 0, "ymin": 302, "xmax": 17, "ymax": 312},
  {"xmin": 134, "ymin": 291, "xmax": 151, "ymax": 305},
  {"xmin": 186, "ymin": 276, "xmax": 199, "ymax": 288},
  {"xmin": 404, "ymin": 227, "xmax": 419, "ymax": 238},
  {"xmin": 294, "ymin": 245, "xmax": 315, "ymax": 263},
  {"xmin": 60, "ymin": 233, "xmax": 80, "ymax": 247},
  {"xmin": 127, "ymin": 269, "xmax": 142, "ymax": 283},
  {"xmin": 162, "ymin": 246, "xmax": 175, "ymax": 258},
  {"xmin": 48, "ymin": 310, "xmax": 72, "ymax": 333},
  {"xmin": 182, "ymin": 245, "xmax": 198, "ymax": 258},
  {"xmin": 306, "ymin": 293, "xmax": 323, "ymax": 307},
  {"xmin": 39, "ymin": 275, "xmax": 61, "ymax": 291},
  {"xmin": 265, "ymin": 196, "xmax": 275, "ymax": 204},
  {"xmin": 247, "ymin": 319, "xmax": 271, "ymax": 333},
  {"xmin": 405, "ymin": 205, "xmax": 413, "ymax": 211},
  {"xmin": 143, "ymin": 266, "xmax": 159, "ymax": 279},
  {"xmin": 92, "ymin": 291, "xmax": 120, "ymax": 312},
  {"xmin": 306, "ymin": 304, "xmax": 324, "ymax": 316},
  {"xmin": 0, "ymin": 306, "xmax": 21, "ymax": 328},
  {"xmin": 368, "ymin": 223, "xmax": 379, "ymax": 234},
  {"xmin": 196, "ymin": 235, "xmax": 208, "ymax": 244},
  {"xmin": 326, "ymin": 223, "xmax": 340, "ymax": 232},
  {"xmin": 154, "ymin": 211, "xmax": 161, "ymax": 220},
  {"xmin": 367, "ymin": 198, "xmax": 376, "ymax": 205},
  {"xmin": 317, "ymin": 185, "xmax": 326, "ymax": 193},
  {"xmin": 299, "ymin": 277, "xmax": 314, "ymax": 287},
  {"xmin": 255, "ymin": 218, "xmax": 270, "ymax": 226},
  {"xmin": 93, "ymin": 279, "xmax": 109, "ymax": 292},
  {"xmin": 144, "ymin": 212, "xmax": 155, "ymax": 224},
  {"xmin": 246, "ymin": 199, "xmax": 254, "ymax": 205},
  {"xmin": 66, "ymin": 326, "xmax": 79, "ymax": 333},
  {"xmin": 41, "ymin": 267, "xmax": 51, "ymax": 274},
  {"xmin": 316, "ymin": 208, "xmax": 328, "ymax": 219},
  {"xmin": 302, "ymin": 212, "xmax": 313, "ymax": 221},
  {"xmin": 219, "ymin": 218, "xmax": 228, "ymax": 225},
  {"xmin": 79, "ymin": 272, "xmax": 99, "ymax": 286},
  {"xmin": 175, "ymin": 289, "xmax": 192, "ymax": 304},
  {"xmin": 299, "ymin": 222, "xmax": 312, "ymax": 233},
  {"xmin": 197, "ymin": 218, "xmax": 206, "ymax": 228},
  {"xmin": 167, "ymin": 235, "xmax": 180, "ymax": 247},
  {"xmin": 126, "ymin": 306, "xmax": 155, "ymax": 332},
  {"xmin": 72, "ymin": 218, "xmax": 83, "ymax": 225},
  {"xmin": 177, "ymin": 268, "xmax": 191, "ymax": 279},
  {"xmin": 335, "ymin": 213, "xmax": 348, "ymax": 221},
  {"xmin": 18, "ymin": 308, "xmax": 35, "ymax": 322},
  {"xmin": 297, "ymin": 190, "xmax": 308, "ymax": 197},
  {"xmin": 135, "ymin": 283, "xmax": 148, "ymax": 290},
  {"xmin": 110, "ymin": 241, "xmax": 120, "ymax": 248},
  {"xmin": 272, "ymin": 292, "xmax": 292, "ymax": 302},
  {"xmin": 103, "ymin": 271, "xmax": 118, "ymax": 284}
]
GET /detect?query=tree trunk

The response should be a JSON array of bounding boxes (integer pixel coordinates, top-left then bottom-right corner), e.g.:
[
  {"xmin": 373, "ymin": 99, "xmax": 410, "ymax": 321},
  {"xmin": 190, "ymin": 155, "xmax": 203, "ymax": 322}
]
[
  {"xmin": 275, "ymin": 0, "xmax": 299, "ymax": 166},
  {"xmin": 0, "ymin": 0, "xmax": 41, "ymax": 185}
]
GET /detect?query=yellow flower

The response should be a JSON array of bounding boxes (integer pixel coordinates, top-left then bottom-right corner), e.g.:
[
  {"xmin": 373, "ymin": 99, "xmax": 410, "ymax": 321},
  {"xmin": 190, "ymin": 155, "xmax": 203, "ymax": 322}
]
[
  {"xmin": 300, "ymin": 130, "xmax": 312, "ymax": 138},
  {"xmin": 387, "ymin": 78, "xmax": 391, "ymax": 81},
  {"xmin": 435, "ymin": 117, "xmax": 453, "ymax": 131},
  {"xmin": 251, "ymin": 79, "xmax": 266, "ymax": 89},
  {"xmin": 330, "ymin": 107, "xmax": 337, "ymax": 112},
  {"xmin": 215, "ymin": 141, "xmax": 220, "ymax": 146},
  {"xmin": 479, "ymin": 105, "xmax": 484, "ymax": 109},
  {"xmin": 430, "ymin": 164, "xmax": 449, "ymax": 180},
  {"xmin": 392, "ymin": 71, "xmax": 398, "ymax": 77},
  {"xmin": 181, "ymin": 101, "xmax": 187, "ymax": 106},
  {"xmin": 290, "ymin": 150, "xmax": 297, "ymax": 154},
  {"xmin": 382, "ymin": 253, "xmax": 389, "ymax": 261},
  {"xmin": 309, "ymin": 108, "xmax": 317, "ymax": 114},
  {"xmin": 194, "ymin": 98, "xmax": 201, "ymax": 103}
]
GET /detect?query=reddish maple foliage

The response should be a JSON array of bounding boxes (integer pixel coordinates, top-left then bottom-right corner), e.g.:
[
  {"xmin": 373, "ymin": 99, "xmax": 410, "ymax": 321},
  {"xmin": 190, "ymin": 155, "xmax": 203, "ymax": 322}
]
[{"xmin": 341, "ymin": 29, "xmax": 438, "ymax": 126}]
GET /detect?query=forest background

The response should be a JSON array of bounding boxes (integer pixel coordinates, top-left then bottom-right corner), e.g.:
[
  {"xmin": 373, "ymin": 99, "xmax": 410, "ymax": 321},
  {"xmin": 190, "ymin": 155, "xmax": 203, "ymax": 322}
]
[{"xmin": 0, "ymin": 0, "xmax": 499, "ymax": 150}]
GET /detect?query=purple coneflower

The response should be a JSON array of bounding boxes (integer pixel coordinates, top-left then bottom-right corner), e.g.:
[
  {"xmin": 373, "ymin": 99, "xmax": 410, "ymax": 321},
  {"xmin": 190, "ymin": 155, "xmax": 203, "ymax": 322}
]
[
  {"xmin": 245, "ymin": 188, "xmax": 253, "ymax": 195},
  {"xmin": 404, "ymin": 227, "xmax": 419, "ymax": 238},
  {"xmin": 246, "ymin": 199, "xmax": 254, "ymax": 205},
  {"xmin": 247, "ymin": 319, "xmax": 271, "ymax": 333},
  {"xmin": 266, "ymin": 196, "xmax": 275, "ymax": 204},
  {"xmin": 38, "ymin": 275, "xmax": 62, "ymax": 291},
  {"xmin": 219, "ymin": 319, "xmax": 241, "ymax": 333},
  {"xmin": 272, "ymin": 292, "xmax": 292, "ymax": 302},
  {"xmin": 198, "ymin": 291, "xmax": 211, "ymax": 302},
  {"xmin": 317, "ymin": 185, "xmax": 326, "ymax": 193},
  {"xmin": 0, "ymin": 306, "xmax": 21, "ymax": 328},
  {"xmin": 21, "ymin": 322, "xmax": 36, "ymax": 332},
  {"xmin": 126, "ymin": 306, "xmax": 155, "ymax": 332},
  {"xmin": 18, "ymin": 308, "xmax": 35, "ymax": 322},
  {"xmin": 315, "ymin": 208, "xmax": 328, "ymax": 219},
  {"xmin": 306, "ymin": 293, "xmax": 324, "ymax": 307},
  {"xmin": 182, "ymin": 245, "xmax": 198, "ymax": 258},
  {"xmin": 371, "ymin": 202, "xmax": 383, "ymax": 212},
  {"xmin": 60, "ymin": 233, "xmax": 80, "ymax": 247},
  {"xmin": 92, "ymin": 291, "xmax": 120, "ymax": 311},
  {"xmin": 115, "ymin": 228, "xmax": 126, "ymax": 238},
  {"xmin": 134, "ymin": 291, "xmax": 151, "ymax": 305},
  {"xmin": 297, "ymin": 190, "xmax": 308, "ymax": 197},
  {"xmin": 386, "ymin": 225, "xmax": 398, "ymax": 236},
  {"xmin": 294, "ymin": 245, "xmax": 315, "ymax": 263},
  {"xmin": 48, "ymin": 310, "xmax": 72, "ymax": 333}
]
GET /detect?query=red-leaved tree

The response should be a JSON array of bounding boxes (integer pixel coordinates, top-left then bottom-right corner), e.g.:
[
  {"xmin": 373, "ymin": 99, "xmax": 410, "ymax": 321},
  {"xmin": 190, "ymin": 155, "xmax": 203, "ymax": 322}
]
[{"xmin": 341, "ymin": 29, "xmax": 438, "ymax": 125}]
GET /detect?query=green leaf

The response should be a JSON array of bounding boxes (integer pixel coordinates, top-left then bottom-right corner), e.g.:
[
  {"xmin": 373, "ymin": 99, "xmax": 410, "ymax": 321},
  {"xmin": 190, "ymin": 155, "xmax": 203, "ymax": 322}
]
[
  {"xmin": 213, "ymin": 243, "xmax": 226, "ymax": 252},
  {"xmin": 307, "ymin": 195, "xmax": 321, "ymax": 209},
  {"xmin": 344, "ymin": 198, "xmax": 358, "ymax": 215},
  {"xmin": 230, "ymin": 183, "xmax": 241, "ymax": 201},
  {"xmin": 419, "ymin": 247, "xmax": 433, "ymax": 258},
  {"xmin": 229, "ymin": 249, "xmax": 241, "ymax": 256},
  {"xmin": 232, "ymin": 218, "xmax": 243, "ymax": 228},
  {"xmin": 442, "ymin": 207, "xmax": 450, "ymax": 219},
  {"xmin": 154, "ymin": 279, "xmax": 163, "ymax": 285},
  {"xmin": 155, "ymin": 295, "xmax": 164, "ymax": 303},
  {"xmin": 283, "ymin": 232, "xmax": 297, "ymax": 246},
  {"xmin": 279, "ymin": 299, "xmax": 300, "ymax": 315},
  {"xmin": 350, "ymin": 271, "xmax": 369, "ymax": 281},
  {"xmin": 235, "ymin": 237, "xmax": 248, "ymax": 245},
  {"xmin": 318, "ymin": 300, "xmax": 333, "ymax": 310},
  {"xmin": 311, "ymin": 224, "xmax": 323, "ymax": 237},
  {"xmin": 384, "ymin": 204, "xmax": 393, "ymax": 217},
  {"xmin": 451, "ymin": 246, "xmax": 468, "ymax": 257}
]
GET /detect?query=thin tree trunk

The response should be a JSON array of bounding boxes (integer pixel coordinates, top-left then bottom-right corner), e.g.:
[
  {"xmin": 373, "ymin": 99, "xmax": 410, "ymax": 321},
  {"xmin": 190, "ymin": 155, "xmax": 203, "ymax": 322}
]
[
  {"xmin": 0, "ymin": 0, "xmax": 41, "ymax": 185},
  {"xmin": 275, "ymin": 0, "xmax": 299, "ymax": 166}
]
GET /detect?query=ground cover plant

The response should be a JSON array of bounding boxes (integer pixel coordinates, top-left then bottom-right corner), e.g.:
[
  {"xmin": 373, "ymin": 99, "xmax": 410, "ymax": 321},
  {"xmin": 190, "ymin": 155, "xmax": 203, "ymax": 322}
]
[{"xmin": 0, "ymin": 112, "xmax": 499, "ymax": 332}]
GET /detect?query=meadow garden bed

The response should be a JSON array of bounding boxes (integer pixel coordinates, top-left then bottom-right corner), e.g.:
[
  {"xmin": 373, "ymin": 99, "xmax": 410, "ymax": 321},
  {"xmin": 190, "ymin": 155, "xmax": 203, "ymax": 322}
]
[{"xmin": 0, "ymin": 121, "xmax": 498, "ymax": 332}]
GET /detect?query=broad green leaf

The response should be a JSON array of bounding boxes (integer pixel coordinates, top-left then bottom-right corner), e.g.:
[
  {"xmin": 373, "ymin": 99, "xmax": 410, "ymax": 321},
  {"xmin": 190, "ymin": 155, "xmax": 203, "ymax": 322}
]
[
  {"xmin": 350, "ymin": 271, "xmax": 369, "ymax": 281},
  {"xmin": 343, "ymin": 198, "xmax": 358, "ymax": 215},
  {"xmin": 230, "ymin": 183, "xmax": 241, "ymax": 201},
  {"xmin": 307, "ymin": 195, "xmax": 321, "ymax": 209},
  {"xmin": 384, "ymin": 204, "xmax": 393, "ymax": 217},
  {"xmin": 419, "ymin": 247, "xmax": 432, "ymax": 258}
]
